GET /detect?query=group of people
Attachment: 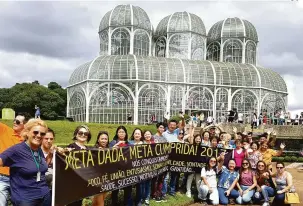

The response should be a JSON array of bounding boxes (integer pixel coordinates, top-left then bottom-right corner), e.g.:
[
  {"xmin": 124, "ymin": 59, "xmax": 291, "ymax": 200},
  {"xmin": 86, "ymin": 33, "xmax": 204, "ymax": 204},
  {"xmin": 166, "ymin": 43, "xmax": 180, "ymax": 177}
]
[{"xmin": 0, "ymin": 113, "xmax": 296, "ymax": 206}]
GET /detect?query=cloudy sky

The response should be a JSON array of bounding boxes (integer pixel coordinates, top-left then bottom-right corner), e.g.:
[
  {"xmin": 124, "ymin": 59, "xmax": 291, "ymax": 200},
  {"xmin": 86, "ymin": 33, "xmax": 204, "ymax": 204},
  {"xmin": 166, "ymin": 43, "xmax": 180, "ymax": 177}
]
[{"xmin": 0, "ymin": 1, "xmax": 302, "ymax": 113}]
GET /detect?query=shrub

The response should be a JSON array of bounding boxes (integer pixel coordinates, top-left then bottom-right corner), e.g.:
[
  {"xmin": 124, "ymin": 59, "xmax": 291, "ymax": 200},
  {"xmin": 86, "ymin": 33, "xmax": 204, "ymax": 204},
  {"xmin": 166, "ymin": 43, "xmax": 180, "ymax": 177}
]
[
  {"xmin": 298, "ymin": 157, "xmax": 303, "ymax": 162},
  {"xmin": 291, "ymin": 156, "xmax": 298, "ymax": 162},
  {"xmin": 284, "ymin": 156, "xmax": 291, "ymax": 162}
]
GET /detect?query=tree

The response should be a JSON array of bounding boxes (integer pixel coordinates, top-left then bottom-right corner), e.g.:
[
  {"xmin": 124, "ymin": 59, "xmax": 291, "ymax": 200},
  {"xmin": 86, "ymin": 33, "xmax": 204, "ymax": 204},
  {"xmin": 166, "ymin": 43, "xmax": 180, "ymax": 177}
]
[{"xmin": 2, "ymin": 82, "xmax": 66, "ymax": 120}]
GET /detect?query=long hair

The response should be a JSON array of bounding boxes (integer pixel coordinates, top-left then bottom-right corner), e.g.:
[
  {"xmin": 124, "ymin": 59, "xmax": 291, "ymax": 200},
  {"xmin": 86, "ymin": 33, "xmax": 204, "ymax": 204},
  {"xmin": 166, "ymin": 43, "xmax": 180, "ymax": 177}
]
[
  {"xmin": 239, "ymin": 158, "xmax": 253, "ymax": 178},
  {"xmin": 193, "ymin": 134, "xmax": 202, "ymax": 146},
  {"xmin": 256, "ymin": 160, "xmax": 268, "ymax": 175},
  {"xmin": 142, "ymin": 130, "xmax": 153, "ymax": 142},
  {"xmin": 95, "ymin": 131, "xmax": 109, "ymax": 148},
  {"xmin": 205, "ymin": 156, "xmax": 217, "ymax": 172},
  {"xmin": 21, "ymin": 119, "xmax": 48, "ymax": 140},
  {"xmin": 113, "ymin": 125, "xmax": 128, "ymax": 142}
]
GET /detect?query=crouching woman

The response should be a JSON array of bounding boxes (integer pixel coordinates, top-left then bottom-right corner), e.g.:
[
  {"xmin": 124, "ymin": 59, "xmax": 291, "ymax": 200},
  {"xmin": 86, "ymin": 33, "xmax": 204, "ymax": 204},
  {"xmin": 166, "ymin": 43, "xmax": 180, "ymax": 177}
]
[
  {"xmin": 217, "ymin": 156, "xmax": 240, "ymax": 205},
  {"xmin": 0, "ymin": 119, "xmax": 51, "ymax": 206},
  {"xmin": 199, "ymin": 156, "xmax": 219, "ymax": 205}
]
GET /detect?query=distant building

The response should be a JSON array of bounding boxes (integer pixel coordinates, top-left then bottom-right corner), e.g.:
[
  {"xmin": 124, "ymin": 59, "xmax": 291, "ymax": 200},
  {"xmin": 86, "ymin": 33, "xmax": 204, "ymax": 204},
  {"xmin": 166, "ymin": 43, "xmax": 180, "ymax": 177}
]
[{"xmin": 67, "ymin": 4, "xmax": 287, "ymax": 124}]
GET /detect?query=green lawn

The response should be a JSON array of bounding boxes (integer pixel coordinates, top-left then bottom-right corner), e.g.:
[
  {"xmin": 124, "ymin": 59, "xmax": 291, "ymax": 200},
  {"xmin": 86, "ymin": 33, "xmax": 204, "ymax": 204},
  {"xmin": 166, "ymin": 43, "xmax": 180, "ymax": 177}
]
[
  {"xmin": 1, "ymin": 119, "xmax": 194, "ymax": 206},
  {"xmin": 0, "ymin": 119, "xmax": 157, "ymax": 145}
]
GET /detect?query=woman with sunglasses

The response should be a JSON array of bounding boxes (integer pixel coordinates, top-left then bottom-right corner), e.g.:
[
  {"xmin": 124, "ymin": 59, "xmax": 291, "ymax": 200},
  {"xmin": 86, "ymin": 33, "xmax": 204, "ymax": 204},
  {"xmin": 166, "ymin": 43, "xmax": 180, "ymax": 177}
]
[
  {"xmin": 110, "ymin": 126, "xmax": 133, "ymax": 206},
  {"xmin": 236, "ymin": 159, "xmax": 257, "ymax": 204},
  {"xmin": 199, "ymin": 156, "xmax": 220, "ymax": 205},
  {"xmin": 217, "ymin": 156, "xmax": 240, "ymax": 206},
  {"xmin": 67, "ymin": 125, "xmax": 92, "ymax": 150},
  {"xmin": 272, "ymin": 162, "xmax": 294, "ymax": 205},
  {"xmin": 66, "ymin": 125, "xmax": 92, "ymax": 206},
  {"xmin": 0, "ymin": 119, "xmax": 51, "ymax": 206},
  {"xmin": 92, "ymin": 131, "xmax": 110, "ymax": 206},
  {"xmin": 254, "ymin": 160, "xmax": 276, "ymax": 206}
]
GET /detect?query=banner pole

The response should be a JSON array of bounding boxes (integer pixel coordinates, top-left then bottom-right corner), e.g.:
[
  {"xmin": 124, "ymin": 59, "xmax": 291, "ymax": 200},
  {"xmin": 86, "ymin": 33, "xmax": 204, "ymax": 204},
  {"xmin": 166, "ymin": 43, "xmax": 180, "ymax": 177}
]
[{"xmin": 51, "ymin": 150, "xmax": 56, "ymax": 206}]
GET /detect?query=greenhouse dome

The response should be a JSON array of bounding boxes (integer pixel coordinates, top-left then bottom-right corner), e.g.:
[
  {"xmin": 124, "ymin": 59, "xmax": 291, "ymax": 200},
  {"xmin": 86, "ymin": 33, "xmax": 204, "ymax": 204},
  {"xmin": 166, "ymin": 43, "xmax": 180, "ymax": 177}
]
[
  {"xmin": 154, "ymin": 12, "xmax": 207, "ymax": 60},
  {"xmin": 206, "ymin": 17, "xmax": 258, "ymax": 65},
  {"xmin": 67, "ymin": 5, "xmax": 288, "ymax": 124}
]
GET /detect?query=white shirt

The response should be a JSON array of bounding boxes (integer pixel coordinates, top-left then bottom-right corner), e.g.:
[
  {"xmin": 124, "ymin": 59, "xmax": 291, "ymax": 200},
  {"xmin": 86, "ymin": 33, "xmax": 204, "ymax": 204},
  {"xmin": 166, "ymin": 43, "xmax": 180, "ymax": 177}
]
[
  {"xmin": 238, "ymin": 113, "xmax": 243, "ymax": 121},
  {"xmin": 201, "ymin": 167, "xmax": 217, "ymax": 188}
]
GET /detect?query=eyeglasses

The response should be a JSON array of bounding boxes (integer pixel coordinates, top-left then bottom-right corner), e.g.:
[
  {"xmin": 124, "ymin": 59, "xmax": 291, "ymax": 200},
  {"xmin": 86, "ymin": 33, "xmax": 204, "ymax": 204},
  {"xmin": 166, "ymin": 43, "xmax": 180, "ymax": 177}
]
[
  {"xmin": 33, "ymin": 131, "xmax": 46, "ymax": 137},
  {"xmin": 276, "ymin": 167, "xmax": 284, "ymax": 169},
  {"xmin": 78, "ymin": 131, "xmax": 89, "ymax": 136},
  {"xmin": 242, "ymin": 163, "xmax": 249, "ymax": 165},
  {"xmin": 13, "ymin": 119, "xmax": 22, "ymax": 125}
]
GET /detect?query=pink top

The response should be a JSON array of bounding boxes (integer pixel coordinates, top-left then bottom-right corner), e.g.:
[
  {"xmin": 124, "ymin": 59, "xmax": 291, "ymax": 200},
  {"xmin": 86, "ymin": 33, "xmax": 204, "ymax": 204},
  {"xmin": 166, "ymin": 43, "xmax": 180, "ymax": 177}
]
[
  {"xmin": 234, "ymin": 149, "xmax": 245, "ymax": 168},
  {"xmin": 240, "ymin": 170, "xmax": 254, "ymax": 186}
]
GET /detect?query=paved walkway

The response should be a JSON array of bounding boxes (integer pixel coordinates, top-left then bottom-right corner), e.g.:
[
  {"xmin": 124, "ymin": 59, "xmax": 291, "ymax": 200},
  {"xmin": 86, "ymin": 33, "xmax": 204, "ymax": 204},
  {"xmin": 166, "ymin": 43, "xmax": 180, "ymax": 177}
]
[{"xmin": 189, "ymin": 163, "xmax": 303, "ymax": 206}]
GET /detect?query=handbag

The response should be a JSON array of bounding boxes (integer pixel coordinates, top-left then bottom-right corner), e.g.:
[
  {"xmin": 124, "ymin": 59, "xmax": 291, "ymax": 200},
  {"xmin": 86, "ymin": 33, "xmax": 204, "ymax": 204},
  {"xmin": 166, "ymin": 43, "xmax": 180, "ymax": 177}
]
[{"xmin": 285, "ymin": 192, "xmax": 300, "ymax": 204}]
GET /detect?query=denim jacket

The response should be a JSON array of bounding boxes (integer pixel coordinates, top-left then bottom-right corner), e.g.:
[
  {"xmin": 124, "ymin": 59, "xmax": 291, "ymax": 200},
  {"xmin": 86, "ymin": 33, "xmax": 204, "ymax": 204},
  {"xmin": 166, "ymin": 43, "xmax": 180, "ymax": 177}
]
[{"xmin": 218, "ymin": 166, "xmax": 239, "ymax": 189}]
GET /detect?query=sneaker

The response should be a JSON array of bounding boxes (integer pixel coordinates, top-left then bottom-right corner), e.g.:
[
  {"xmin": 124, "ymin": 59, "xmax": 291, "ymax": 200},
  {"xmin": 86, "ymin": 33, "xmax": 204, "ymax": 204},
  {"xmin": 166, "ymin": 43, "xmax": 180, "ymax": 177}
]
[
  {"xmin": 262, "ymin": 202, "xmax": 270, "ymax": 206},
  {"xmin": 186, "ymin": 191, "xmax": 191, "ymax": 198},
  {"xmin": 144, "ymin": 199, "xmax": 149, "ymax": 205},
  {"xmin": 160, "ymin": 196, "xmax": 168, "ymax": 202},
  {"xmin": 155, "ymin": 197, "xmax": 162, "ymax": 203},
  {"xmin": 200, "ymin": 200, "xmax": 208, "ymax": 206}
]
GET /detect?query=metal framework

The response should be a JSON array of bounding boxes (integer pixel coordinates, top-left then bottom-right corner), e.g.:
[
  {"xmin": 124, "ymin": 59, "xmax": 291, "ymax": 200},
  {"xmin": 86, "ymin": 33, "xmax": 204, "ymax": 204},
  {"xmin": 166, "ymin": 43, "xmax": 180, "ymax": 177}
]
[{"xmin": 67, "ymin": 5, "xmax": 288, "ymax": 124}]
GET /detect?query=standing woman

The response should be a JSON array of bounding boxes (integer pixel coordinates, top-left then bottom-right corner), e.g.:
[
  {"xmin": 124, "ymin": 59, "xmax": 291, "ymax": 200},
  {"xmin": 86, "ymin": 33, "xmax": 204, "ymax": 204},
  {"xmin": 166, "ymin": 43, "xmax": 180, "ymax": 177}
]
[
  {"xmin": 67, "ymin": 125, "xmax": 92, "ymax": 206},
  {"xmin": 272, "ymin": 162, "xmax": 294, "ymax": 205},
  {"xmin": 0, "ymin": 119, "xmax": 51, "ymax": 206},
  {"xmin": 247, "ymin": 142, "xmax": 262, "ymax": 171},
  {"xmin": 129, "ymin": 128, "xmax": 143, "ymax": 206},
  {"xmin": 233, "ymin": 140, "xmax": 245, "ymax": 171},
  {"xmin": 186, "ymin": 134, "xmax": 202, "ymax": 198},
  {"xmin": 253, "ymin": 160, "xmax": 276, "ymax": 206},
  {"xmin": 140, "ymin": 130, "xmax": 155, "ymax": 205},
  {"xmin": 92, "ymin": 131, "xmax": 110, "ymax": 206},
  {"xmin": 236, "ymin": 159, "xmax": 257, "ymax": 204},
  {"xmin": 201, "ymin": 131, "xmax": 211, "ymax": 147},
  {"xmin": 109, "ymin": 126, "xmax": 133, "ymax": 206}
]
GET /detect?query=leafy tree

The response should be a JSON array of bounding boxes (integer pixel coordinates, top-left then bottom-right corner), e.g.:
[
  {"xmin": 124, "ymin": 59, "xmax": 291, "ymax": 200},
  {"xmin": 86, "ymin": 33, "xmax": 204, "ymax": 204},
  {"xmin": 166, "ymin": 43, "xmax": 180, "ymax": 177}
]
[{"xmin": 1, "ymin": 82, "xmax": 66, "ymax": 120}]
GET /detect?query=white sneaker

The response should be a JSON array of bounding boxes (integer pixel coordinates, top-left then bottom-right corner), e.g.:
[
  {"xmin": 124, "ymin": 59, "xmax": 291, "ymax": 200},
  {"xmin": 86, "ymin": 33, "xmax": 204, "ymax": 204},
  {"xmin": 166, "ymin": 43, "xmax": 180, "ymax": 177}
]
[
  {"xmin": 262, "ymin": 202, "xmax": 269, "ymax": 206},
  {"xmin": 186, "ymin": 191, "xmax": 191, "ymax": 198}
]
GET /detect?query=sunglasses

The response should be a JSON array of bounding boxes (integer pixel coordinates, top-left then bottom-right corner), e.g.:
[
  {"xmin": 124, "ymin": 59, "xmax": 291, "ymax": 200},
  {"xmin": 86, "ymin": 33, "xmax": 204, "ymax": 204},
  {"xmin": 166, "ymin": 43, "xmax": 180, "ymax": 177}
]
[
  {"xmin": 78, "ymin": 131, "xmax": 89, "ymax": 136},
  {"xmin": 13, "ymin": 119, "xmax": 22, "ymax": 125},
  {"xmin": 33, "ymin": 131, "xmax": 46, "ymax": 137},
  {"xmin": 242, "ymin": 162, "xmax": 249, "ymax": 165},
  {"xmin": 276, "ymin": 167, "xmax": 284, "ymax": 169},
  {"xmin": 179, "ymin": 133, "xmax": 184, "ymax": 135},
  {"xmin": 210, "ymin": 160, "xmax": 217, "ymax": 163}
]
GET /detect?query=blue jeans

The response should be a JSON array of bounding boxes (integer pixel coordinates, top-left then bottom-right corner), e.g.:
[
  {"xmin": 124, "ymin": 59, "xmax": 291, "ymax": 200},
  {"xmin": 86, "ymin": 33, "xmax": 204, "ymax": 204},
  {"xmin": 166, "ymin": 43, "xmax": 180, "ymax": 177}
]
[
  {"xmin": 141, "ymin": 180, "xmax": 151, "ymax": 201},
  {"xmin": 218, "ymin": 187, "xmax": 239, "ymax": 205},
  {"xmin": 13, "ymin": 191, "xmax": 51, "ymax": 206},
  {"xmin": 236, "ymin": 185, "xmax": 255, "ymax": 204},
  {"xmin": 169, "ymin": 172, "xmax": 178, "ymax": 195},
  {"xmin": 162, "ymin": 173, "xmax": 169, "ymax": 196},
  {"xmin": 0, "ymin": 175, "xmax": 10, "ymax": 206},
  {"xmin": 254, "ymin": 185, "xmax": 275, "ymax": 202}
]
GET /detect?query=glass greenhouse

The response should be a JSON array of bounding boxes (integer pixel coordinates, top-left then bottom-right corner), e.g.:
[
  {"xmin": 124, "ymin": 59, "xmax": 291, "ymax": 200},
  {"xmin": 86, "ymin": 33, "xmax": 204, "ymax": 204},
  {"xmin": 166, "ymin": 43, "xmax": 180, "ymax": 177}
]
[{"xmin": 67, "ymin": 4, "xmax": 288, "ymax": 124}]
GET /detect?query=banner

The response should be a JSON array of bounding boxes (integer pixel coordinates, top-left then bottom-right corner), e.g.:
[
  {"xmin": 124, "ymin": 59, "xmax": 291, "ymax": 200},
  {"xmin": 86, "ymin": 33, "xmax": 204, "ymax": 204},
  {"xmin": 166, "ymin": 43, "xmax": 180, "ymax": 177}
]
[
  {"xmin": 168, "ymin": 142, "xmax": 232, "ymax": 173},
  {"xmin": 54, "ymin": 143, "xmax": 232, "ymax": 205}
]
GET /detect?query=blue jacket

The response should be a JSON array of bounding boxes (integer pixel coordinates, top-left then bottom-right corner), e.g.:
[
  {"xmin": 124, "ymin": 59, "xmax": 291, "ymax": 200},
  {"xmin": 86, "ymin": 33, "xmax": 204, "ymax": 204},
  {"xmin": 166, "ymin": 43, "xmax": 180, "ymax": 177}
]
[{"xmin": 218, "ymin": 166, "xmax": 239, "ymax": 189}]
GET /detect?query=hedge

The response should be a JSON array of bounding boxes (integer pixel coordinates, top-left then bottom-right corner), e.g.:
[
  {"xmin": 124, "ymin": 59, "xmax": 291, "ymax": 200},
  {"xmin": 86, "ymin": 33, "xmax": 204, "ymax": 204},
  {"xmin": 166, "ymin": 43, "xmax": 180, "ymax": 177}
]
[{"xmin": 272, "ymin": 156, "xmax": 303, "ymax": 162}]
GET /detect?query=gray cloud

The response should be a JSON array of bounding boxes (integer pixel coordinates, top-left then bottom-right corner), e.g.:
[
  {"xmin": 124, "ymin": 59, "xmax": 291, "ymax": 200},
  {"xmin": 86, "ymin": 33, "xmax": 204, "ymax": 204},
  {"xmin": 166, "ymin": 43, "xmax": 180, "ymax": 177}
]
[{"xmin": 0, "ymin": 1, "xmax": 302, "ymax": 111}]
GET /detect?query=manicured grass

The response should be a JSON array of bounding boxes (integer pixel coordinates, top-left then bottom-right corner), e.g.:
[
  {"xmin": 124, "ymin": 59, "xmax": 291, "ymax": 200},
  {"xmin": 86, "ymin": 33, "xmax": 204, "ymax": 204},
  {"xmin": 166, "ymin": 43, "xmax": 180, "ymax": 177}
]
[
  {"xmin": 0, "ymin": 119, "xmax": 157, "ymax": 145},
  {"xmin": 1, "ymin": 119, "xmax": 194, "ymax": 206}
]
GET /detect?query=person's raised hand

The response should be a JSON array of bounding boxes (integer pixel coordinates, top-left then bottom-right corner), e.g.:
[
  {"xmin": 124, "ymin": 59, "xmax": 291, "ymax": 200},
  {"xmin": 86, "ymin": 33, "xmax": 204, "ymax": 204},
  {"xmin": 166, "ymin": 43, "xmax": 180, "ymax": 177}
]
[{"xmin": 280, "ymin": 143, "xmax": 286, "ymax": 149}]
